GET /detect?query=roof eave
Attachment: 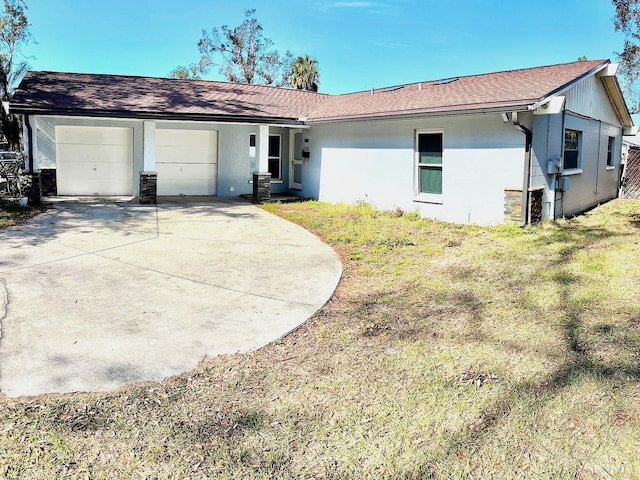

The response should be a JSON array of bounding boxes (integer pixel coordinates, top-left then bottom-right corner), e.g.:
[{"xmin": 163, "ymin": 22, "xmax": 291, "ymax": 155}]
[
  {"xmin": 9, "ymin": 105, "xmax": 306, "ymax": 125},
  {"xmin": 599, "ymin": 74, "xmax": 634, "ymax": 128},
  {"xmin": 529, "ymin": 59, "xmax": 611, "ymax": 111},
  {"xmin": 528, "ymin": 60, "xmax": 634, "ymax": 128},
  {"xmin": 306, "ymin": 103, "xmax": 533, "ymax": 124}
]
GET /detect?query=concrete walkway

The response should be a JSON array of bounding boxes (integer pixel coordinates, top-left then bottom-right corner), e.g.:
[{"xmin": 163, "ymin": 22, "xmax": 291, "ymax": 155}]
[{"xmin": 0, "ymin": 198, "xmax": 342, "ymax": 397}]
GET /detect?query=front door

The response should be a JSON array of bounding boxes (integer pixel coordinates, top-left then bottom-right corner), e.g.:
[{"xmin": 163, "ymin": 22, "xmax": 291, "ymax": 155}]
[{"xmin": 289, "ymin": 129, "xmax": 303, "ymax": 190}]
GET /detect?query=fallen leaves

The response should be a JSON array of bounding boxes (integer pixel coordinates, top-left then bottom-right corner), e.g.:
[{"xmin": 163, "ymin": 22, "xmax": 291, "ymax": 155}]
[{"xmin": 456, "ymin": 371, "xmax": 500, "ymax": 388}]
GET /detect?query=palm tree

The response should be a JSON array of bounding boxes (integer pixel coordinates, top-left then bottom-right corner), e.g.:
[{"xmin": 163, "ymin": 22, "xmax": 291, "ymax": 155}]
[{"xmin": 290, "ymin": 55, "xmax": 319, "ymax": 92}]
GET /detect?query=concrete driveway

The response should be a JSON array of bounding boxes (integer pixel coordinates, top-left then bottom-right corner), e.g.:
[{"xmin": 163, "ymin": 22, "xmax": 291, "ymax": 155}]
[{"xmin": 0, "ymin": 198, "xmax": 342, "ymax": 397}]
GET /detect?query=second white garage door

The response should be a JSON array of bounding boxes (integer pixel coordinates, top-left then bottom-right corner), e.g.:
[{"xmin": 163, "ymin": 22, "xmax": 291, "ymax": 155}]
[{"xmin": 156, "ymin": 129, "xmax": 218, "ymax": 195}]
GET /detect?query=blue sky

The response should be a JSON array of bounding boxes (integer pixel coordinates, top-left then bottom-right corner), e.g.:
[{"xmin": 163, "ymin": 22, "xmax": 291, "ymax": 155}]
[{"xmin": 19, "ymin": 0, "xmax": 626, "ymax": 95}]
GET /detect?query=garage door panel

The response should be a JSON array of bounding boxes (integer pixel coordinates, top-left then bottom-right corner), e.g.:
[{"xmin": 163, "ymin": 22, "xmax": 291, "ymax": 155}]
[
  {"xmin": 157, "ymin": 163, "xmax": 215, "ymax": 195},
  {"xmin": 57, "ymin": 144, "xmax": 133, "ymax": 165},
  {"xmin": 57, "ymin": 178, "xmax": 134, "ymax": 196},
  {"xmin": 156, "ymin": 163, "xmax": 215, "ymax": 179},
  {"xmin": 55, "ymin": 126, "xmax": 134, "ymax": 196},
  {"xmin": 157, "ymin": 179, "xmax": 215, "ymax": 196},
  {"xmin": 58, "ymin": 160, "xmax": 133, "ymax": 180},
  {"xmin": 155, "ymin": 129, "xmax": 218, "ymax": 195},
  {"xmin": 155, "ymin": 129, "xmax": 215, "ymax": 146},
  {"xmin": 57, "ymin": 126, "xmax": 133, "ymax": 146},
  {"xmin": 156, "ymin": 145, "xmax": 216, "ymax": 165}
]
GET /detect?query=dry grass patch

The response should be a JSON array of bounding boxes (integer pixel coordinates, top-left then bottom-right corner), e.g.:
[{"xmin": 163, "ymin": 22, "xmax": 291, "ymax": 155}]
[
  {"xmin": 0, "ymin": 203, "xmax": 46, "ymax": 228},
  {"xmin": 1, "ymin": 199, "xmax": 640, "ymax": 479}
]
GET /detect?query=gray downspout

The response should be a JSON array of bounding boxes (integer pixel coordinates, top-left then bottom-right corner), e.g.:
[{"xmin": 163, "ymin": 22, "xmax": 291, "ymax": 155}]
[
  {"xmin": 511, "ymin": 112, "xmax": 533, "ymax": 227},
  {"xmin": 557, "ymin": 112, "xmax": 567, "ymax": 220},
  {"xmin": 594, "ymin": 121, "xmax": 602, "ymax": 195},
  {"xmin": 24, "ymin": 114, "xmax": 34, "ymax": 172}
]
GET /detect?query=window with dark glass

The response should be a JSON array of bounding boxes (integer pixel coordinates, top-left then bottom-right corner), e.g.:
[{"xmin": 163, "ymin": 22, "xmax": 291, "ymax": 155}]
[
  {"xmin": 416, "ymin": 132, "xmax": 443, "ymax": 195},
  {"xmin": 563, "ymin": 129, "xmax": 581, "ymax": 170},
  {"xmin": 268, "ymin": 135, "xmax": 281, "ymax": 180},
  {"xmin": 607, "ymin": 136, "xmax": 615, "ymax": 167}
]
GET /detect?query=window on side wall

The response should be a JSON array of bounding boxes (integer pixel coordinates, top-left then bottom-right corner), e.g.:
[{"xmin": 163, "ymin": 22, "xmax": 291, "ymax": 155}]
[
  {"xmin": 563, "ymin": 129, "xmax": 581, "ymax": 171},
  {"xmin": 416, "ymin": 131, "xmax": 443, "ymax": 199},
  {"xmin": 607, "ymin": 136, "xmax": 615, "ymax": 167},
  {"xmin": 268, "ymin": 134, "xmax": 281, "ymax": 181}
]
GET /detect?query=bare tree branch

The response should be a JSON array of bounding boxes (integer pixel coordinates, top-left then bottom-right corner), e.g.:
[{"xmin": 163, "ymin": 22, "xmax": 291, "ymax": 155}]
[{"xmin": 196, "ymin": 9, "xmax": 292, "ymax": 87}]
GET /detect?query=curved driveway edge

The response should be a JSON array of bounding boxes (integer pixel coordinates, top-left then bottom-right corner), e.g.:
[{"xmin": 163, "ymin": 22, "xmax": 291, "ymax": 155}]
[{"xmin": 0, "ymin": 198, "xmax": 342, "ymax": 397}]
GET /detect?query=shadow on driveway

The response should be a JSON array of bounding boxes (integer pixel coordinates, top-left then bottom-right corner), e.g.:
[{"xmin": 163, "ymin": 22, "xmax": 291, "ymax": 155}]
[{"xmin": 0, "ymin": 198, "xmax": 342, "ymax": 397}]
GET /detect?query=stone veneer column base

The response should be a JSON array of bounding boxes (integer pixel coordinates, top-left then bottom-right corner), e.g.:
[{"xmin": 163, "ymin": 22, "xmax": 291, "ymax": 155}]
[
  {"xmin": 528, "ymin": 186, "xmax": 545, "ymax": 225},
  {"xmin": 29, "ymin": 171, "xmax": 42, "ymax": 205},
  {"xmin": 139, "ymin": 171, "xmax": 157, "ymax": 204},
  {"xmin": 40, "ymin": 168, "xmax": 57, "ymax": 196},
  {"xmin": 504, "ymin": 188, "xmax": 523, "ymax": 223},
  {"xmin": 253, "ymin": 172, "xmax": 271, "ymax": 204},
  {"xmin": 504, "ymin": 186, "xmax": 545, "ymax": 225}
]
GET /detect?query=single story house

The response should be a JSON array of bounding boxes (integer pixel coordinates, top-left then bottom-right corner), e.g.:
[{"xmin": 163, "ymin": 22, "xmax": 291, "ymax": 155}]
[{"xmin": 9, "ymin": 58, "xmax": 635, "ymax": 225}]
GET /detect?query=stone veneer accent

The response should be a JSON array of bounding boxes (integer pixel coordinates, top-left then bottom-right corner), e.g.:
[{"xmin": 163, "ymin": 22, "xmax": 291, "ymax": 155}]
[
  {"xmin": 253, "ymin": 172, "xmax": 271, "ymax": 204},
  {"xmin": 29, "ymin": 171, "xmax": 41, "ymax": 205},
  {"xmin": 40, "ymin": 168, "xmax": 57, "ymax": 196},
  {"xmin": 528, "ymin": 186, "xmax": 545, "ymax": 225},
  {"xmin": 504, "ymin": 188, "xmax": 523, "ymax": 223},
  {"xmin": 139, "ymin": 171, "xmax": 157, "ymax": 204},
  {"xmin": 504, "ymin": 186, "xmax": 545, "ymax": 225}
]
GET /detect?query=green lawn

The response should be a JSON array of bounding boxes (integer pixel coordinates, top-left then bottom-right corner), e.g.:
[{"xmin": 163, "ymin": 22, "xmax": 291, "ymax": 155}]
[{"xmin": 1, "ymin": 199, "xmax": 639, "ymax": 479}]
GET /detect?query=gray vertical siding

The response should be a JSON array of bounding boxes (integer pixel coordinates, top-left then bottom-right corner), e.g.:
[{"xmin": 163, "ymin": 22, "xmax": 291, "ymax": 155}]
[{"xmin": 531, "ymin": 112, "xmax": 622, "ymax": 220}]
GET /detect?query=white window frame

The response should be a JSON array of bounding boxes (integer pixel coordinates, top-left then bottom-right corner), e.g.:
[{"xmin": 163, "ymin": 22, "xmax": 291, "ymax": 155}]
[
  {"xmin": 606, "ymin": 136, "xmax": 615, "ymax": 169},
  {"xmin": 563, "ymin": 129, "xmax": 582, "ymax": 174},
  {"xmin": 414, "ymin": 129, "xmax": 444, "ymax": 203},
  {"xmin": 268, "ymin": 134, "xmax": 282, "ymax": 181}
]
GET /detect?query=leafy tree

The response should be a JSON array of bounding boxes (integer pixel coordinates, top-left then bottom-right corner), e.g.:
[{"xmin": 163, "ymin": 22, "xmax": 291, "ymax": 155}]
[
  {"xmin": 197, "ymin": 8, "xmax": 293, "ymax": 87},
  {"xmin": 0, "ymin": 0, "xmax": 31, "ymax": 150},
  {"xmin": 576, "ymin": 55, "xmax": 588, "ymax": 61},
  {"xmin": 613, "ymin": 0, "xmax": 640, "ymax": 112},
  {"xmin": 167, "ymin": 63, "xmax": 203, "ymax": 80},
  {"xmin": 290, "ymin": 55, "xmax": 319, "ymax": 92}
]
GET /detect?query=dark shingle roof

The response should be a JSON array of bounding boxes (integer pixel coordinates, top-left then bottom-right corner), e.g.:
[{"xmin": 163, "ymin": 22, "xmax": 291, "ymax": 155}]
[
  {"xmin": 10, "ymin": 60, "xmax": 615, "ymax": 123},
  {"xmin": 10, "ymin": 71, "xmax": 330, "ymax": 123},
  {"xmin": 305, "ymin": 59, "xmax": 609, "ymax": 121}
]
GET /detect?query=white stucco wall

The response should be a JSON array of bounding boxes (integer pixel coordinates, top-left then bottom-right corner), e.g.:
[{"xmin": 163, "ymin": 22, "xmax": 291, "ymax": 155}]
[
  {"xmin": 31, "ymin": 116, "xmax": 299, "ymax": 198},
  {"xmin": 212, "ymin": 124, "xmax": 291, "ymax": 196},
  {"xmin": 33, "ymin": 115, "xmax": 144, "ymax": 195},
  {"xmin": 304, "ymin": 114, "xmax": 526, "ymax": 225}
]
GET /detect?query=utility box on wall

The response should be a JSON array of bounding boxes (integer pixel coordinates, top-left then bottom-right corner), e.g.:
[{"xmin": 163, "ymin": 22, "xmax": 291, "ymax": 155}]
[
  {"xmin": 547, "ymin": 157, "xmax": 561, "ymax": 175},
  {"xmin": 554, "ymin": 175, "xmax": 570, "ymax": 192}
]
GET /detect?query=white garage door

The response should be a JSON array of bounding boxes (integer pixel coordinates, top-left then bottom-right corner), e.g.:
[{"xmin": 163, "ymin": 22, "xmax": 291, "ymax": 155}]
[
  {"xmin": 55, "ymin": 126, "xmax": 134, "ymax": 196},
  {"xmin": 155, "ymin": 129, "xmax": 218, "ymax": 196}
]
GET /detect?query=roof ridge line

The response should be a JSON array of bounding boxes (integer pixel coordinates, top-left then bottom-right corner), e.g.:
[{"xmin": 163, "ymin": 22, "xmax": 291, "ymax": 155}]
[
  {"xmin": 335, "ymin": 59, "xmax": 610, "ymax": 96},
  {"xmin": 23, "ymin": 70, "xmax": 332, "ymax": 97}
]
